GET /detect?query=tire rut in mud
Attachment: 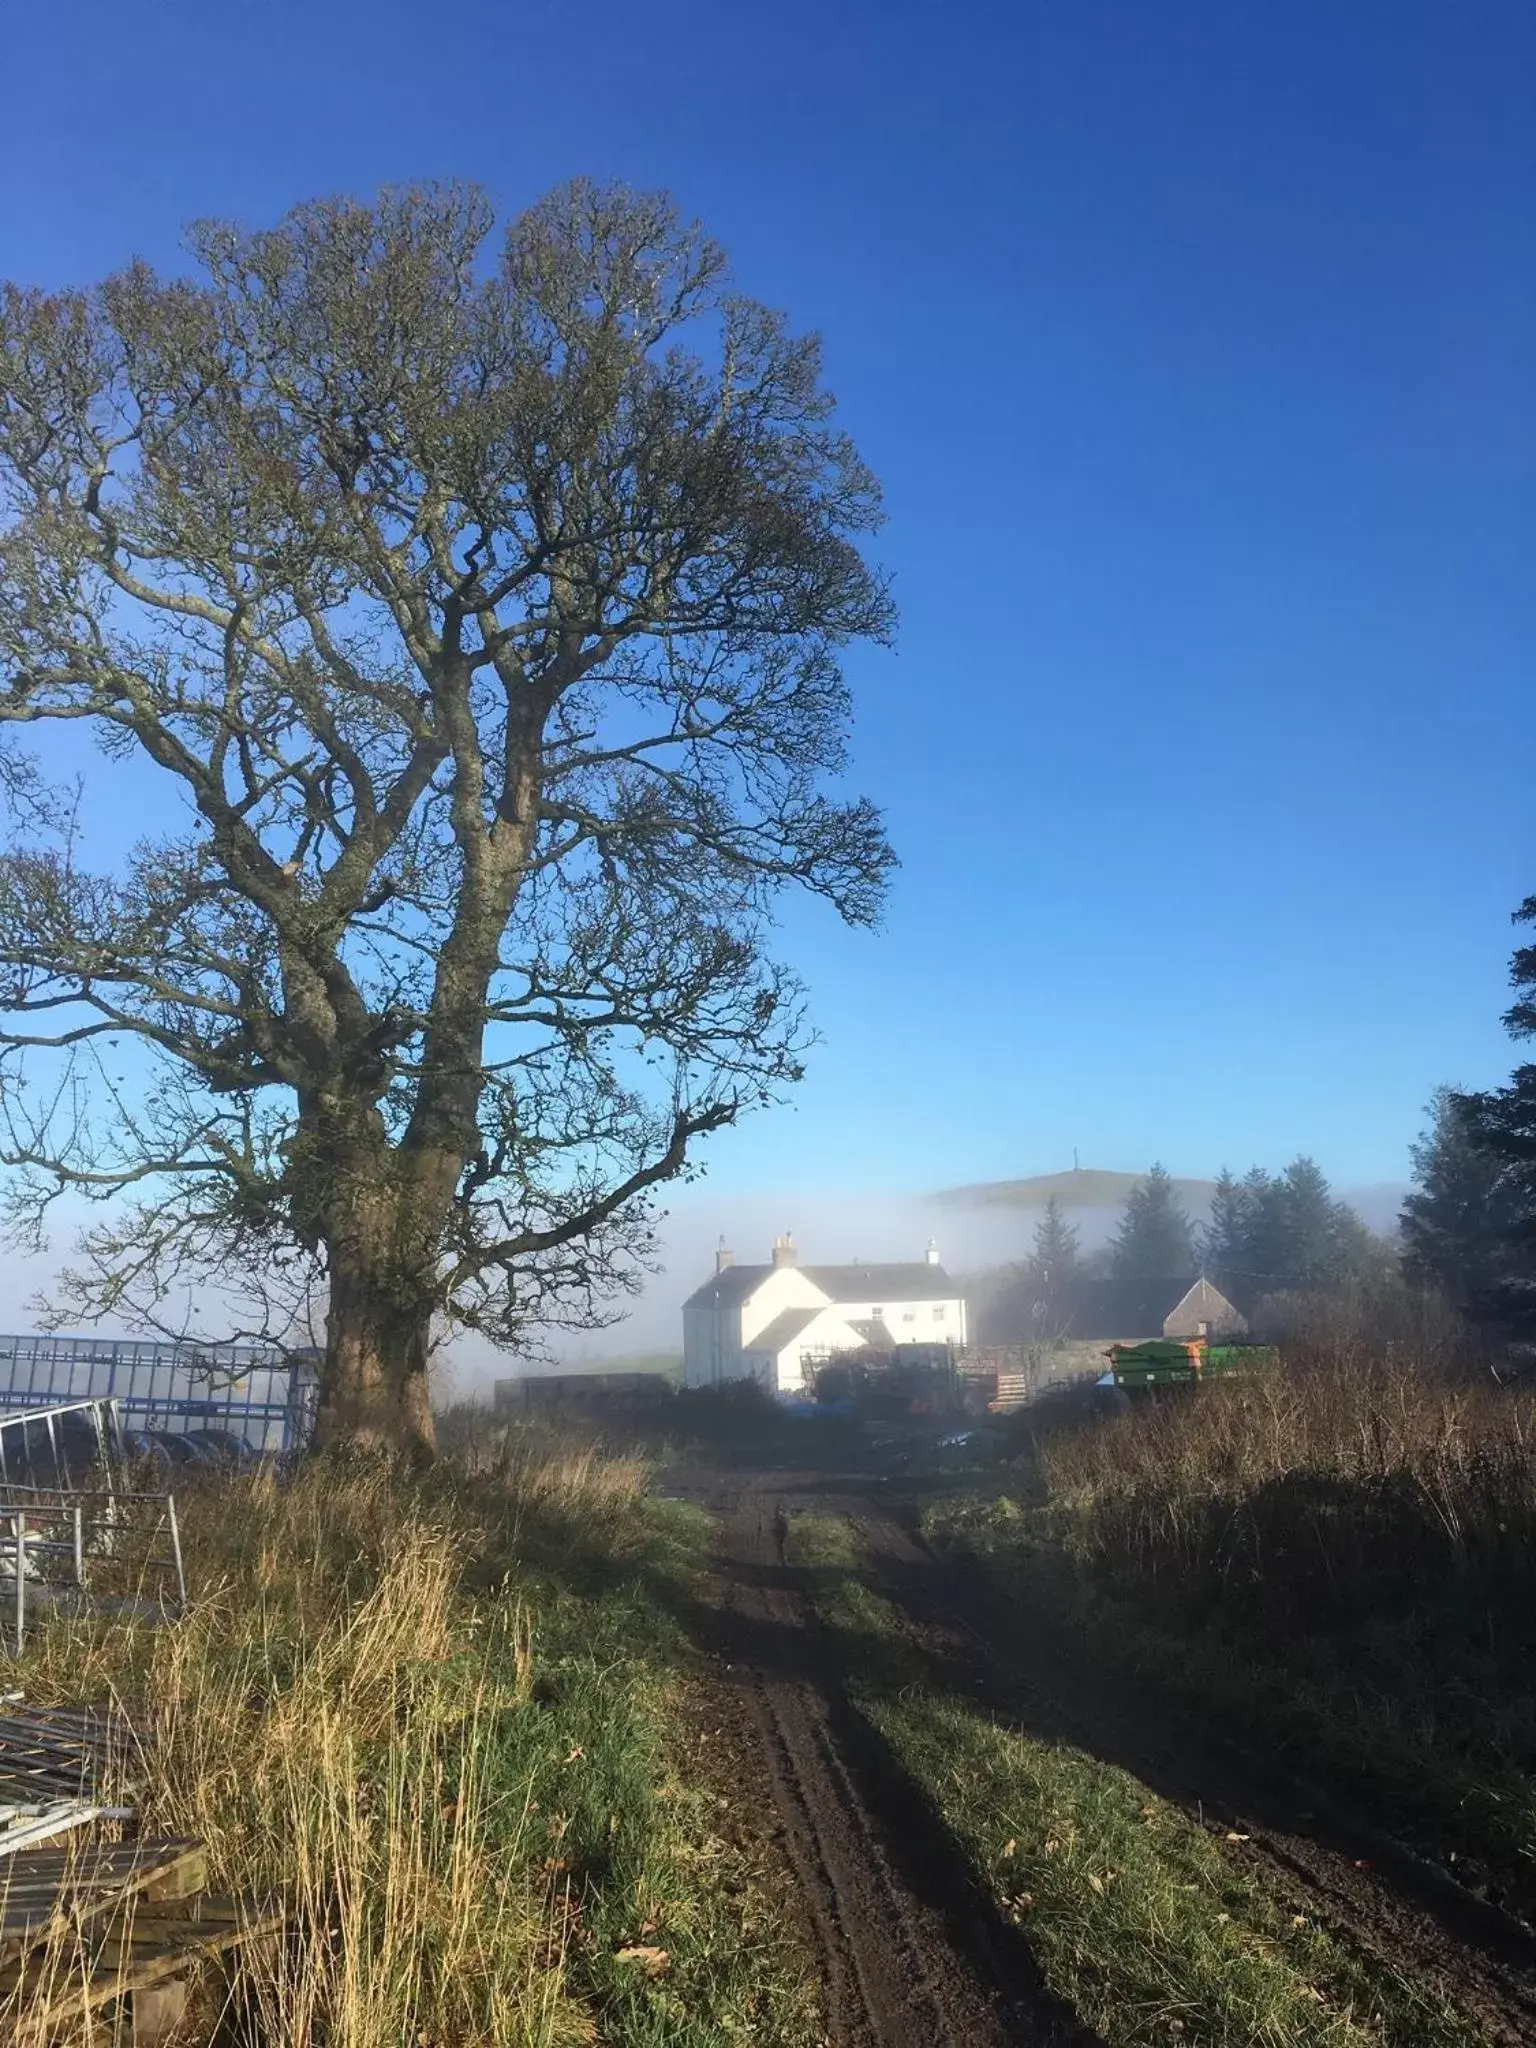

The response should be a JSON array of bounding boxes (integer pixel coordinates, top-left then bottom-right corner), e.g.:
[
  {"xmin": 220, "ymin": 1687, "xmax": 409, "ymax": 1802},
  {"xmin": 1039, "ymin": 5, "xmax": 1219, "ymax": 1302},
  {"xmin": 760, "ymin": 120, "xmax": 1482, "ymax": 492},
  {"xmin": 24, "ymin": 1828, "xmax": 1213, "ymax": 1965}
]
[
  {"xmin": 850, "ymin": 1492, "xmax": 1536, "ymax": 2048},
  {"xmin": 699, "ymin": 1479, "xmax": 1099, "ymax": 2048}
]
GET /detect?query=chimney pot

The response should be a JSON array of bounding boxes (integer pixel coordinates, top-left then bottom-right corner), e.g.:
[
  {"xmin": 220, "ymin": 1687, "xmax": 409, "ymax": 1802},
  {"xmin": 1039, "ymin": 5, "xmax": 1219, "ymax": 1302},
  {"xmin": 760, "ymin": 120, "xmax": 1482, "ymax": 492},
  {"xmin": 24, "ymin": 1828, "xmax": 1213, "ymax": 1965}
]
[
  {"xmin": 715, "ymin": 1236, "xmax": 735, "ymax": 1274},
  {"xmin": 925, "ymin": 1239, "xmax": 940, "ymax": 1266},
  {"xmin": 772, "ymin": 1232, "xmax": 797, "ymax": 1269}
]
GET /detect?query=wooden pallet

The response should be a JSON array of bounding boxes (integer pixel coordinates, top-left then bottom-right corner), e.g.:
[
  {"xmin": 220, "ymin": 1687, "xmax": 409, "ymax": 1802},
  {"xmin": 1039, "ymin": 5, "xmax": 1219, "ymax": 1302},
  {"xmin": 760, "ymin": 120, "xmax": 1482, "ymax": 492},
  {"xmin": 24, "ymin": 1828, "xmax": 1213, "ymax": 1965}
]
[
  {"xmin": 0, "ymin": 1709, "xmax": 282, "ymax": 2041},
  {"xmin": 0, "ymin": 1837, "xmax": 206, "ymax": 1966},
  {"xmin": 0, "ymin": 1889, "xmax": 282, "ymax": 2044}
]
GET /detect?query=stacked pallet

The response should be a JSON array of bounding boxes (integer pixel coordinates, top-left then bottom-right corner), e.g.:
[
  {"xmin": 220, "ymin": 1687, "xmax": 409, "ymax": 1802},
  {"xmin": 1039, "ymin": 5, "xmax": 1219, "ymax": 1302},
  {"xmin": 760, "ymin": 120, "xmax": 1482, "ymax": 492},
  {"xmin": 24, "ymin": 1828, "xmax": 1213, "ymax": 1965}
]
[
  {"xmin": 991, "ymin": 1371, "xmax": 1032, "ymax": 1412},
  {"xmin": 0, "ymin": 1704, "xmax": 279, "ymax": 2043}
]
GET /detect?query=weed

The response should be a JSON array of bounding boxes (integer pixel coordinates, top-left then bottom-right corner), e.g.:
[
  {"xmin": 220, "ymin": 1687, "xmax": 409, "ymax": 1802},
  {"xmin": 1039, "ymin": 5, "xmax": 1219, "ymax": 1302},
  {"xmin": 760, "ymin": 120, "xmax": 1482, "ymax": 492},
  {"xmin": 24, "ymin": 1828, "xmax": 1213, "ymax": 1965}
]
[
  {"xmin": 929, "ymin": 1343, "xmax": 1536, "ymax": 1894},
  {"xmin": 5, "ymin": 1442, "xmax": 819, "ymax": 2046}
]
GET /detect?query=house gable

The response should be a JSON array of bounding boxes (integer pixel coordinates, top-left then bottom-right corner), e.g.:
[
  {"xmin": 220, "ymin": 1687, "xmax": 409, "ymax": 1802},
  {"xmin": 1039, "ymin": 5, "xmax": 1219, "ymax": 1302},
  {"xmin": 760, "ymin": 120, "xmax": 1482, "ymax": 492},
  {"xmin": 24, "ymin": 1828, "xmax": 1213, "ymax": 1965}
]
[
  {"xmin": 743, "ymin": 1306, "xmax": 870, "ymax": 1393},
  {"xmin": 1059, "ymin": 1276, "xmax": 1248, "ymax": 1342},
  {"xmin": 1163, "ymin": 1277, "xmax": 1247, "ymax": 1338},
  {"xmin": 737, "ymin": 1265, "xmax": 831, "ymax": 1344}
]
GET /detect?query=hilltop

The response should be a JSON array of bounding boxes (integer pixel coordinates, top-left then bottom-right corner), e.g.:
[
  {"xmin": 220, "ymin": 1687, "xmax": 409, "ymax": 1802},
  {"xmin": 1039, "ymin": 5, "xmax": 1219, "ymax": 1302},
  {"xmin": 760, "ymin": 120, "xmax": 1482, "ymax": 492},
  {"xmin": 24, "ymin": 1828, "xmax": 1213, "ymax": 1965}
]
[{"xmin": 934, "ymin": 1168, "xmax": 1219, "ymax": 1213}]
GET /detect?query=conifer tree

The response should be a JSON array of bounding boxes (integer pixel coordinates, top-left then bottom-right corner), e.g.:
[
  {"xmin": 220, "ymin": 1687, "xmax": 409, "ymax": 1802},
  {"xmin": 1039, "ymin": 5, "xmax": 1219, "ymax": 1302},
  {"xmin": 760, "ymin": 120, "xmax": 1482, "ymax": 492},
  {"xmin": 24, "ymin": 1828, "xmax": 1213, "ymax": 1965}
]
[{"xmin": 1109, "ymin": 1164, "xmax": 1195, "ymax": 1280}]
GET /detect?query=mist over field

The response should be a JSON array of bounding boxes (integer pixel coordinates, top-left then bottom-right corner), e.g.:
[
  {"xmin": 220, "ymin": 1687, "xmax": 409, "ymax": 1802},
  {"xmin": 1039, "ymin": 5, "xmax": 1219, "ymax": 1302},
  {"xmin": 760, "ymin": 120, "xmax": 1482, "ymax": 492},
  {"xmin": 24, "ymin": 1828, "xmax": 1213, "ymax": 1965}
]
[
  {"xmin": 526, "ymin": 1169, "xmax": 1409, "ymax": 1373},
  {"xmin": 0, "ymin": 1169, "xmax": 1408, "ymax": 1400}
]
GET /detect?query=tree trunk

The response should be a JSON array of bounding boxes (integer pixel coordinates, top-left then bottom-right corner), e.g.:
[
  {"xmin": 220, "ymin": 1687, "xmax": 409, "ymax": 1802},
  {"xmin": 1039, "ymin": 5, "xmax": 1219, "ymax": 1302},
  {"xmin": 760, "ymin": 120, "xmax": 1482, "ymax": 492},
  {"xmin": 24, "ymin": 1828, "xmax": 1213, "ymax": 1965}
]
[{"xmin": 314, "ymin": 1245, "xmax": 438, "ymax": 1457}]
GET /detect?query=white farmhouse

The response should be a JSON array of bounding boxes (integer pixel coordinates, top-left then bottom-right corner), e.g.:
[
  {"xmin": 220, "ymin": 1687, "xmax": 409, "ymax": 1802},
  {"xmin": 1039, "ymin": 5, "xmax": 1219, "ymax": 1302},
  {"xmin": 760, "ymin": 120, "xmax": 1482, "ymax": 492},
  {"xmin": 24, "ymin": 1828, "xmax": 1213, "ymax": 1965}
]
[{"xmin": 682, "ymin": 1234, "xmax": 968, "ymax": 1396}]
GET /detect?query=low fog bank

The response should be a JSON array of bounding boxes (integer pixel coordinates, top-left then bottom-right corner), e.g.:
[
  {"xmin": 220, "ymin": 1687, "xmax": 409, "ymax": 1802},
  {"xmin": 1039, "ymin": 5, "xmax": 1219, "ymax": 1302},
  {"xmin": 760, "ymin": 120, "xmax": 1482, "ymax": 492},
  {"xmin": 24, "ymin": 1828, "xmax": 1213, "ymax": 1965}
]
[
  {"xmin": 0, "ymin": 1173, "xmax": 1408, "ymax": 1406},
  {"xmin": 1336, "ymin": 1183, "xmax": 1410, "ymax": 1234},
  {"xmin": 565, "ymin": 1189, "xmax": 1033, "ymax": 1358},
  {"xmin": 518, "ymin": 1173, "xmax": 1407, "ymax": 1383}
]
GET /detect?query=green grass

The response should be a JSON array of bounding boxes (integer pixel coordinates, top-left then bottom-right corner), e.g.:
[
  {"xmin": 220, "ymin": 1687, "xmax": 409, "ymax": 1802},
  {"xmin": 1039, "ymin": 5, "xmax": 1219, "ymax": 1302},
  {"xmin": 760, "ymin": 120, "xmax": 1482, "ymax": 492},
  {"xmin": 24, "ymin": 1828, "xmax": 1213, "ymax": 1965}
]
[
  {"xmin": 7, "ymin": 1444, "xmax": 820, "ymax": 2047},
  {"xmin": 924, "ymin": 1353, "xmax": 1536, "ymax": 1901},
  {"xmin": 926, "ymin": 1489, "xmax": 1536, "ymax": 1899},
  {"xmin": 788, "ymin": 1512, "xmax": 1489, "ymax": 2048}
]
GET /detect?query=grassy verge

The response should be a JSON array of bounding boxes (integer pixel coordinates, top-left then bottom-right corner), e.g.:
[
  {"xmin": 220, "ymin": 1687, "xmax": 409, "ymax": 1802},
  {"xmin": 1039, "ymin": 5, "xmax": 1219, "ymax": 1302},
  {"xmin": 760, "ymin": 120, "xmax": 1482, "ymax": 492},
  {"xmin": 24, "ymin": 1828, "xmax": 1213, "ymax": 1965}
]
[
  {"xmin": 925, "ymin": 1349, "xmax": 1536, "ymax": 1900},
  {"xmin": 6, "ymin": 1440, "xmax": 819, "ymax": 2047},
  {"xmin": 789, "ymin": 1512, "xmax": 1489, "ymax": 2048}
]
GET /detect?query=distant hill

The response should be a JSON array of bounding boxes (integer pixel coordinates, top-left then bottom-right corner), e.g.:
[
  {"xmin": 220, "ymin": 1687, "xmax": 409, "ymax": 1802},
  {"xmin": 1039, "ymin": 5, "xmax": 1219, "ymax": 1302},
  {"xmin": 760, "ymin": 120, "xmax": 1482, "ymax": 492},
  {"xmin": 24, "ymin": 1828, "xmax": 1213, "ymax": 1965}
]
[{"xmin": 935, "ymin": 1168, "xmax": 1219, "ymax": 1213}]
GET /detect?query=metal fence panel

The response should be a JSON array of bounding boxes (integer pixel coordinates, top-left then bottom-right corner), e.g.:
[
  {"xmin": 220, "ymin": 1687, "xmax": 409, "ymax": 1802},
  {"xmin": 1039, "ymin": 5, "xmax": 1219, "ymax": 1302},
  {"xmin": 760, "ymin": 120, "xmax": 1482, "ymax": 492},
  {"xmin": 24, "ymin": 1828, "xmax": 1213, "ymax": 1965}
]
[{"xmin": 0, "ymin": 1337, "xmax": 319, "ymax": 1454}]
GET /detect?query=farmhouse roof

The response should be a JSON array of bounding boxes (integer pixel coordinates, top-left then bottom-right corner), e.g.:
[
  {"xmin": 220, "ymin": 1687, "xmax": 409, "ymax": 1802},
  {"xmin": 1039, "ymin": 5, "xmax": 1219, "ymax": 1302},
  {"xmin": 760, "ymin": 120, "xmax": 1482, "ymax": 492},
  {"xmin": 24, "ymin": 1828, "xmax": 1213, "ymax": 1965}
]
[
  {"xmin": 849, "ymin": 1318, "xmax": 895, "ymax": 1347},
  {"xmin": 803, "ymin": 1263, "xmax": 959, "ymax": 1301},
  {"xmin": 684, "ymin": 1259, "xmax": 961, "ymax": 1313},
  {"xmin": 683, "ymin": 1264, "xmax": 773, "ymax": 1311},
  {"xmin": 745, "ymin": 1308, "xmax": 823, "ymax": 1357}
]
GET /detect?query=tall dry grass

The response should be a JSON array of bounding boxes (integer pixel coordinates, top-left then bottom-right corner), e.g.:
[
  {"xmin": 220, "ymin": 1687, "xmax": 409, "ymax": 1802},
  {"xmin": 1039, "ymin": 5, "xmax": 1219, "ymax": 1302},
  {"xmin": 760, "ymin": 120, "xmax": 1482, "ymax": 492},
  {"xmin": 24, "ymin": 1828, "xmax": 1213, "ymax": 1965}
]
[
  {"xmin": 1041, "ymin": 1342, "xmax": 1536, "ymax": 1640},
  {"xmin": 5, "ymin": 1445, "xmax": 654, "ymax": 2047},
  {"xmin": 932, "ymin": 1336, "xmax": 1536, "ymax": 1890}
]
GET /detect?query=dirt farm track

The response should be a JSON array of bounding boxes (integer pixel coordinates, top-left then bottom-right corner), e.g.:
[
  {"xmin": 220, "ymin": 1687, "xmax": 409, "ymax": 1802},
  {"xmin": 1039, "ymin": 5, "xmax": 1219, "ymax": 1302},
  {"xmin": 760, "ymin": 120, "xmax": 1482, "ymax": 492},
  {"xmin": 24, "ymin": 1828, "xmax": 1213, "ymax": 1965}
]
[{"xmin": 675, "ymin": 1459, "xmax": 1536, "ymax": 2048}]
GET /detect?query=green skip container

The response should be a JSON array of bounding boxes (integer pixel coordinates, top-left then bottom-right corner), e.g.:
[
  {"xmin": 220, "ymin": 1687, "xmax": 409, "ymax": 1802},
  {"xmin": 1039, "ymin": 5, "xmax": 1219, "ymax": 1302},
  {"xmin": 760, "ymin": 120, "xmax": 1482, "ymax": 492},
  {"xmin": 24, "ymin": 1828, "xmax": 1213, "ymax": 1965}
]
[{"xmin": 1107, "ymin": 1339, "xmax": 1280, "ymax": 1392}]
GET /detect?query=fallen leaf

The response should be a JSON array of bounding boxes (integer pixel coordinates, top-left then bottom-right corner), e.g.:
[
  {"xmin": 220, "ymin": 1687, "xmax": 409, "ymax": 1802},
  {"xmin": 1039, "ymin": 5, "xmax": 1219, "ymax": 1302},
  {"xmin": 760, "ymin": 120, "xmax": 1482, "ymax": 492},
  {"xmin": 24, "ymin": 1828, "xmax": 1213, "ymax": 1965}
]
[
  {"xmin": 1001, "ymin": 1838, "xmax": 1017, "ymax": 1859},
  {"xmin": 563, "ymin": 1745, "xmax": 586, "ymax": 1764},
  {"xmin": 615, "ymin": 1945, "xmax": 671, "ymax": 1977},
  {"xmin": 1224, "ymin": 1831, "xmax": 1251, "ymax": 1843}
]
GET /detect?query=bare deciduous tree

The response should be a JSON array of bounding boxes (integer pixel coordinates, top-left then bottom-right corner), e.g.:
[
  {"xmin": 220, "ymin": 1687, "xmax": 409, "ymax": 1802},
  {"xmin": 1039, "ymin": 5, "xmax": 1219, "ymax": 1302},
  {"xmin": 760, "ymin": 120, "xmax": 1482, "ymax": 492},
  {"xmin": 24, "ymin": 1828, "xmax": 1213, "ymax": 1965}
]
[{"xmin": 0, "ymin": 181, "xmax": 894, "ymax": 1450}]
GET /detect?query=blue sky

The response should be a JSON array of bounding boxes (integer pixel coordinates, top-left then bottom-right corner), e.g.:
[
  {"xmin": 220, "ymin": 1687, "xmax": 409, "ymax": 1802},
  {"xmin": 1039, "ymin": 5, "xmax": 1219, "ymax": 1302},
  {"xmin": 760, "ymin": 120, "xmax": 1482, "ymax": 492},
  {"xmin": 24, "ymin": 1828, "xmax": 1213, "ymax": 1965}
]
[{"xmin": 2, "ymin": 0, "xmax": 1533, "ymax": 1207}]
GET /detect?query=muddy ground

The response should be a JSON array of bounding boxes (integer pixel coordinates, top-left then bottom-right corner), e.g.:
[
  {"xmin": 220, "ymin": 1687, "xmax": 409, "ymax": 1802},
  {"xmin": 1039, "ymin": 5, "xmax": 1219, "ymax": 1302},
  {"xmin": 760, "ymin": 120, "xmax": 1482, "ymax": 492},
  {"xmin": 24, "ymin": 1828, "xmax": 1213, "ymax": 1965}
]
[{"xmin": 673, "ymin": 1452, "xmax": 1536, "ymax": 2048}]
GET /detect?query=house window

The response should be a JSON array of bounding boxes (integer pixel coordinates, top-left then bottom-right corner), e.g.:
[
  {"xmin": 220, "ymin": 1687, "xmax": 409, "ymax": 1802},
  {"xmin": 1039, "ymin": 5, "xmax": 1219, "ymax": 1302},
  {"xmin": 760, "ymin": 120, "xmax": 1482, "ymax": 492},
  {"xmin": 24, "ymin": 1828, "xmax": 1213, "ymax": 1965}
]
[
  {"xmin": 871, "ymin": 1307, "xmax": 884, "ymax": 1319},
  {"xmin": 902, "ymin": 1310, "xmax": 916, "ymax": 1324},
  {"xmin": 932, "ymin": 1306, "xmax": 946, "ymax": 1321}
]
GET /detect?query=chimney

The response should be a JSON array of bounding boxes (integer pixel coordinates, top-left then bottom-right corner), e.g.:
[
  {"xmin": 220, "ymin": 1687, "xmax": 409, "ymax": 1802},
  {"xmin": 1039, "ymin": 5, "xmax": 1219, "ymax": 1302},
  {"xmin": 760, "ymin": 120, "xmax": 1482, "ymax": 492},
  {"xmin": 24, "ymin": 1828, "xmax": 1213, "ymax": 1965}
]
[
  {"xmin": 925, "ymin": 1239, "xmax": 940, "ymax": 1266},
  {"xmin": 715, "ymin": 1237, "xmax": 735, "ymax": 1274},
  {"xmin": 772, "ymin": 1232, "xmax": 797, "ymax": 1269}
]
